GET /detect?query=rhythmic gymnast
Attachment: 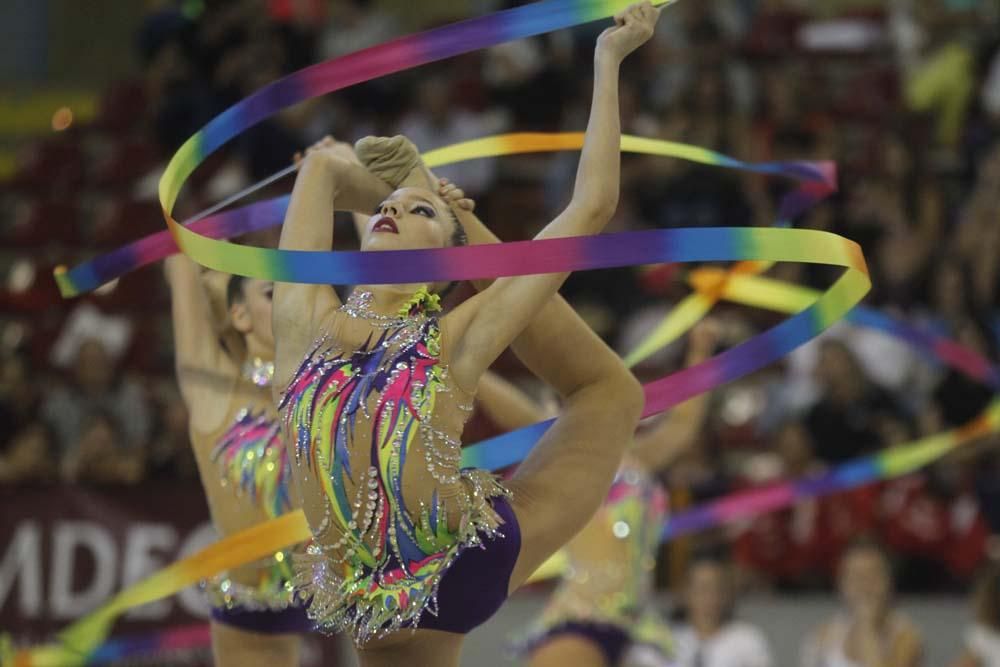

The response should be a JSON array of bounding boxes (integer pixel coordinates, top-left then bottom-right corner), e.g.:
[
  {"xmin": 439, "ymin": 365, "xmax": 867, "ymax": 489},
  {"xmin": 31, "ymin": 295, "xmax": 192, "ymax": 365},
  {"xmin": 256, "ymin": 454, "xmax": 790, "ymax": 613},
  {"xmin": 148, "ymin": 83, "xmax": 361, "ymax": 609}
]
[
  {"xmin": 473, "ymin": 322, "xmax": 718, "ymax": 667},
  {"xmin": 273, "ymin": 3, "xmax": 660, "ymax": 664},
  {"xmin": 164, "ymin": 256, "xmax": 307, "ymax": 667}
]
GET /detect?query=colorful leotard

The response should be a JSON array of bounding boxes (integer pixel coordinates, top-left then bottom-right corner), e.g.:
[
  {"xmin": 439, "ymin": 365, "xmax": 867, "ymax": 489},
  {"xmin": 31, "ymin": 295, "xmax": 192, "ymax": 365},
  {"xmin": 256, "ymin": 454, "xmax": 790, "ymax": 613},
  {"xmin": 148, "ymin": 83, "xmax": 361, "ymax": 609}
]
[
  {"xmin": 201, "ymin": 407, "xmax": 299, "ymax": 616},
  {"xmin": 213, "ymin": 408, "xmax": 291, "ymax": 522},
  {"xmin": 279, "ymin": 290, "xmax": 512, "ymax": 643},
  {"xmin": 515, "ymin": 460, "xmax": 673, "ymax": 664}
]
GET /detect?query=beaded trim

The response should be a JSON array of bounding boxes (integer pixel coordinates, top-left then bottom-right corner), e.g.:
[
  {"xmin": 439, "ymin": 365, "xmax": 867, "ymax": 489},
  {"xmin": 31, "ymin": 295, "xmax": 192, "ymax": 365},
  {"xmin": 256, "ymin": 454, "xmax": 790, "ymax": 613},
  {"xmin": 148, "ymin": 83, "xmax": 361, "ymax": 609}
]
[
  {"xmin": 338, "ymin": 289, "xmax": 436, "ymax": 329},
  {"xmin": 279, "ymin": 305, "xmax": 506, "ymax": 644},
  {"xmin": 201, "ymin": 553, "xmax": 297, "ymax": 612},
  {"xmin": 241, "ymin": 357, "xmax": 275, "ymax": 387},
  {"xmin": 292, "ymin": 470, "xmax": 510, "ymax": 643}
]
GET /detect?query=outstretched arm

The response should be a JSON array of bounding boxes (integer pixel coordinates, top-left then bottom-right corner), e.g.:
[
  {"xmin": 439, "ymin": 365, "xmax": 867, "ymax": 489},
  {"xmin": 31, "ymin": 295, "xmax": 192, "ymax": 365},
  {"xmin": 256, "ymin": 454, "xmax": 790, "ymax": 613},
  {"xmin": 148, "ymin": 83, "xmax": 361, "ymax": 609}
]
[
  {"xmin": 273, "ymin": 138, "xmax": 391, "ymax": 386},
  {"xmin": 447, "ymin": 2, "xmax": 661, "ymax": 391},
  {"xmin": 440, "ymin": 181, "xmax": 633, "ymax": 399},
  {"xmin": 630, "ymin": 320, "xmax": 719, "ymax": 472}
]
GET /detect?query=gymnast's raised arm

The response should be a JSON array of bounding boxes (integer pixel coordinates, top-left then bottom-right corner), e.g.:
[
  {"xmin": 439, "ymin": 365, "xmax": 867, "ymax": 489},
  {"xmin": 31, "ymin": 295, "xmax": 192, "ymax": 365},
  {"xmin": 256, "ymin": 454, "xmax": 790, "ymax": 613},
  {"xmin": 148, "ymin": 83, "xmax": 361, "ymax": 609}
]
[
  {"xmin": 272, "ymin": 138, "xmax": 391, "ymax": 386},
  {"xmin": 630, "ymin": 320, "xmax": 719, "ymax": 472},
  {"xmin": 165, "ymin": 255, "xmax": 239, "ymax": 431},
  {"xmin": 443, "ymin": 1, "xmax": 661, "ymax": 391}
]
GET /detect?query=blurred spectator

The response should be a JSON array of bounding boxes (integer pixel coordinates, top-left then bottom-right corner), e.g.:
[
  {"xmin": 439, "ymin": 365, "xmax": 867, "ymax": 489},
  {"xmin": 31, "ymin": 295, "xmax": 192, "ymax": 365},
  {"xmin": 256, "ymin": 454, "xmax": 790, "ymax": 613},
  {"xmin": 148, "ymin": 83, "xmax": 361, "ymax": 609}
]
[
  {"xmin": 483, "ymin": 33, "xmax": 574, "ymax": 130},
  {"xmin": 952, "ymin": 563, "xmax": 1000, "ymax": 667},
  {"xmin": 856, "ymin": 133, "xmax": 941, "ymax": 307},
  {"xmin": 802, "ymin": 340, "xmax": 906, "ymax": 463},
  {"xmin": 0, "ymin": 350, "xmax": 45, "ymax": 449},
  {"xmin": 802, "ymin": 539, "xmax": 924, "ymax": 667},
  {"xmin": 0, "ymin": 423, "xmax": 56, "ymax": 483},
  {"xmin": 144, "ymin": 384, "xmax": 199, "ymax": 481},
  {"xmin": 319, "ymin": 0, "xmax": 397, "ymax": 60},
  {"xmin": 1, "ymin": 0, "xmax": 1000, "ymax": 595},
  {"xmin": 41, "ymin": 305, "xmax": 151, "ymax": 459},
  {"xmin": 633, "ymin": 104, "xmax": 754, "ymax": 230},
  {"xmin": 735, "ymin": 422, "xmax": 881, "ymax": 590},
  {"xmin": 396, "ymin": 72, "xmax": 501, "ymax": 195},
  {"xmin": 926, "ymin": 315, "xmax": 996, "ymax": 430},
  {"xmin": 137, "ymin": 4, "xmax": 214, "ymax": 156},
  {"xmin": 647, "ymin": 0, "xmax": 754, "ymax": 114},
  {"xmin": 671, "ymin": 554, "xmax": 776, "ymax": 667},
  {"xmin": 59, "ymin": 411, "xmax": 143, "ymax": 485},
  {"xmin": 879, "ymin": 469, "xmax": 988, "ymax": 591},
  {"xmin": 982, "ymin": 44, "xmax": 1000, "ymax": 122}
]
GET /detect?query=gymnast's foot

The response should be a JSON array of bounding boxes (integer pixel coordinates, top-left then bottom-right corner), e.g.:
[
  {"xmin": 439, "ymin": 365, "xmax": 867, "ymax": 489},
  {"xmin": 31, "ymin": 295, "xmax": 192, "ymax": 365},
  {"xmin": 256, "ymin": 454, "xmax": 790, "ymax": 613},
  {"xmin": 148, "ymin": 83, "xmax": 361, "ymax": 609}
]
[{"xmin": 354, "ymin": 135, "xmax": 436, "ymax": 191}]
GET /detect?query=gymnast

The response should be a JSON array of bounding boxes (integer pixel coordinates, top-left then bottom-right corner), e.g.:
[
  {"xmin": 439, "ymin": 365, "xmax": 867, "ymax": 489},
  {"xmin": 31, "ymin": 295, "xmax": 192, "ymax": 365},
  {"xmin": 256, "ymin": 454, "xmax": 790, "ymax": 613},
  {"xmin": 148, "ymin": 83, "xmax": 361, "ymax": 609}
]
[
  {"xmin": 165, "ymin": 256, "xmax": 306, "ymax": 667},
  {"xmin": 272, "ymin": 2, "xmax": 660, "ymax": 664},
  {"xmin": 473, "ymin": 322, "xmax": 718, "ymax": 667}
]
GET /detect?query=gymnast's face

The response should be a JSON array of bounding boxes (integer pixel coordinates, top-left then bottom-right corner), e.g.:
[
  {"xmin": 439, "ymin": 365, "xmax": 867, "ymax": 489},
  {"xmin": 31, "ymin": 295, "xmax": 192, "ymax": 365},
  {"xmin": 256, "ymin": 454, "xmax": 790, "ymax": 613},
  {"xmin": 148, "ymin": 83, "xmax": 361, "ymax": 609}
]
[
  {"xmin": 686, "ymin": 561, "xmax": 730, "ymax": 629},
  {"xmin": 838, "ymin": 546, "xmax": 891, "ymax": 612},
  {"xmin": 362, "ymin": 187, "xmax": 455, "ymax": 253},
  {"xmin": 230, "ymin": 279, "xmax": 275, "ymax": 350}
]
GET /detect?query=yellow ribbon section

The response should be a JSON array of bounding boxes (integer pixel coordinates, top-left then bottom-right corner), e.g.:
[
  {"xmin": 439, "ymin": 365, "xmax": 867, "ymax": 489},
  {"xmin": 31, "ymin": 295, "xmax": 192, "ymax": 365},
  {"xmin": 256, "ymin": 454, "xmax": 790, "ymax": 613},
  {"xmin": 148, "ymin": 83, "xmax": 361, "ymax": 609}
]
[
  {"xmin": 624, "ymin": 261, "xmax": 767, "ymax": 368},
  {"xmin": 8, "ymin": 511, "xmax": 310, "ymax": 666}
]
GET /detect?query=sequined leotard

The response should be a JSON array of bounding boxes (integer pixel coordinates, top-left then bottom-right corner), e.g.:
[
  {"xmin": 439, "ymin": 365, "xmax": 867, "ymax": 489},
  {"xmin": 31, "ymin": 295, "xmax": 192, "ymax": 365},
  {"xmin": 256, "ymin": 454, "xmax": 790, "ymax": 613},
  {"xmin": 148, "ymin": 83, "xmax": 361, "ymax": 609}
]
[
  {"xmin": 191, "ymin": 362, "xmax": 305, "ymax": 630},
  {"xmin": 279, "ymin": 290, "xmax": 515, "ymax": 643},
  {"xmin": 515, "ymin": 459, "xmax": 673, "ymax": 664}
]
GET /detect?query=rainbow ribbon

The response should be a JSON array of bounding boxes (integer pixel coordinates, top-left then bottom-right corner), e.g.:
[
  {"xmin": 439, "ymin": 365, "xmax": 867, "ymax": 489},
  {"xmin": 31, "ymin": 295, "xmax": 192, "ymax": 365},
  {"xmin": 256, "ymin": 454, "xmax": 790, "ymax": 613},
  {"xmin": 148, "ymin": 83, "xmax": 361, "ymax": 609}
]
[
  {"xmin": 156, "ymin": 0, "xmax": 689, "ymax": 218},
  {"xmin": 165, "ymin": 220, "xmax": 869, "ymax": 472},
  {"xmin": 54, "ymin": 134, "xmax": 833, "ymax": 297},
  {"xmin": 149, "ymin": 0, "xmax": 859, "ymax": 468},
  {"xmin": 519, "ymin": 278, "xmax": 1000, "ymax": 580},
  {"xmin": 687, "ymin": 269, "xmax": 1000, "ymax": 388},
  {"xmin": 23, "ymin": 1, "xmax": 860, "ymax": 661},
  {"xmin": 663, "ymin": 400, "xmax": 1000, "ymax": 540},
  {"xmin": 4, "ymin": 625, "xmax": 211, "ymax": 667},
  {"xmin": 35, "ymin": 146, "xmax": 856, "ymax": 667},
  {"xmin": 85, "ymin": 624, "xmax": 210, "ymax": 666},
  {"xmin": 518, "ymin": 266, "xmax": 1000, "ymax": 575},
  {"xmin": 654, "ymin": 268, "xmax": 1000, "ymax": 540},
  {"xmin": 43, "ymin": 268, "xmax": 990, "ymax": 659},
  {"xmin": 7, "ymin": 512, "xmax": 311, "ymax": 666},
  {"xmin": 155, "ymin": 222, "xmax": 864, "ymax": 471}
]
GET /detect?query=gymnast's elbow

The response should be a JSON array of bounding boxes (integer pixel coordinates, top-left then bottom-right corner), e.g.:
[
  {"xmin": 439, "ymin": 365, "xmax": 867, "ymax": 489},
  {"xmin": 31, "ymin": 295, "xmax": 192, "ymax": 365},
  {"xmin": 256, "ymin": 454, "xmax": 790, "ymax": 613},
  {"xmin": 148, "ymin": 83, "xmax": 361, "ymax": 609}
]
[{"xmin": 569, "ymin": 194, "xmax": 618, "ymax": 230}]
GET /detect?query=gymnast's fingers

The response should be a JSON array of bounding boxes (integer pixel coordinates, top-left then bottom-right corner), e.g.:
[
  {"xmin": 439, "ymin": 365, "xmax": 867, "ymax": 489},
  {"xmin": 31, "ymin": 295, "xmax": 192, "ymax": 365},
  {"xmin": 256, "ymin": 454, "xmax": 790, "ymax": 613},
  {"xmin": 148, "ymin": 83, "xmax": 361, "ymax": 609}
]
[{"xmin": 442, "ymin": 185, "xmax": 466, "ymax": 201}]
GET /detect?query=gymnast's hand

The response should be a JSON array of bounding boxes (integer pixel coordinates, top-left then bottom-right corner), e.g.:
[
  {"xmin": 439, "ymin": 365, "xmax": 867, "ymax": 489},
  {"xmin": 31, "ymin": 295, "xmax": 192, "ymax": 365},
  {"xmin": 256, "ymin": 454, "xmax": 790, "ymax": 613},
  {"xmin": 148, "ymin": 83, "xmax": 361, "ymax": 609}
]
[
  {"xmin": 596, "ymin": 1, "xmax": 661, "ymax": 64},
  {"xmin": 437, "ymin": 178, "xmax": 475, "ymax": 212},
  {"xmin": 293, "ymin": 135, "xmax": 360, "ymax": 168}
]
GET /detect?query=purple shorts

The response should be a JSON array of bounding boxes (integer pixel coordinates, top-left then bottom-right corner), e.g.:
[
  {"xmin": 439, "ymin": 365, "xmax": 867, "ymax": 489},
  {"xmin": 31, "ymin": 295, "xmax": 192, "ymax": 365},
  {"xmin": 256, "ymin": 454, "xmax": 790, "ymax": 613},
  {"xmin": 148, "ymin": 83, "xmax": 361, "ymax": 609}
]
[
  {"xmin": 416, "ymin": 496, "xmax": 522, "ymax": 634},
  {"xmin": 210, "ymin": 603, "xmax": 314, "ymax": 635},
  {"xmin": 534, "ymin": 621, "xmax": 630, "ymax": 666}
]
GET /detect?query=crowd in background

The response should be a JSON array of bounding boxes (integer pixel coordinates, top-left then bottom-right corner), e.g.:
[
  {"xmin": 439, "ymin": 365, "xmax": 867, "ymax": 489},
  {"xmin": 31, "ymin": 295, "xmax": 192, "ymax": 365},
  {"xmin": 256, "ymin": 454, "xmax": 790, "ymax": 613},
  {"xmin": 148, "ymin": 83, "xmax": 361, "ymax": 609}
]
[{"xmin": 2, "ymin": 0, "xmax": 1000, "ymax": 597}]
